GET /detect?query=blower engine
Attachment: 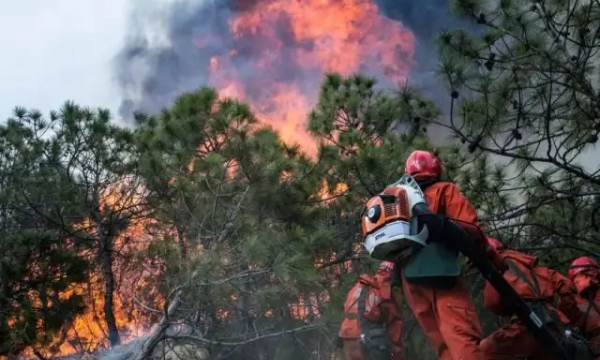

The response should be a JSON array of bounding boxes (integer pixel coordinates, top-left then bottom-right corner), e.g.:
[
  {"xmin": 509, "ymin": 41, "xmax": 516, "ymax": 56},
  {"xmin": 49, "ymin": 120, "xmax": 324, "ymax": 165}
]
[
  {"xmin": 360, "ymin": 174, "xmax": 592, "ymax": 360},
  {"xmin": 361, "ymin": 174, "xmax": 430, "ymax": 261}
]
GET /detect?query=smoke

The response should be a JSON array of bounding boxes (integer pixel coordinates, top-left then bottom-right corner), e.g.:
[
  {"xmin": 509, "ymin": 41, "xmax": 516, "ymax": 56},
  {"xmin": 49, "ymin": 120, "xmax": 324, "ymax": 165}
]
[
  {"xmin": 96, "ymin": 337, "xmax": 146, "ymax": 360},
  {"xmin": 375, "ymin": 0, "xmax": 479, "ymax": 121},
  {"xmin": 114, "ymin": 0, "xmax": 467, "ymax": 120},
  {"xmin": 115, "ymin": 0, "xmax": 232, "ymax": 118},
  {"xmin": 375, "ymin": 0, "xmax": 471, "ymax": 47}
]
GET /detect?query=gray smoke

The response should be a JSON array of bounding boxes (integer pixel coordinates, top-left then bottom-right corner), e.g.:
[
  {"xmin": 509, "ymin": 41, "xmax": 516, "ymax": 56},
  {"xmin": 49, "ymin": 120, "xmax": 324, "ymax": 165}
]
[
  {"xmin": 97, "ymin": 337, "xmax": 146, "ymax": 360},
  {"xmin": 114, "ymin": 0, "xmax": 232, "ymax": 118},
  {"xmin": 376, "ymin": 0, "xmax": 473, "ymax": 47},
  {"xmin": 114, "ymin": 0, "xmax": 469, "ymax": 122},
  {"xmin": 375, "ymin": 0, "xmax": 480, "ymax": 108}
]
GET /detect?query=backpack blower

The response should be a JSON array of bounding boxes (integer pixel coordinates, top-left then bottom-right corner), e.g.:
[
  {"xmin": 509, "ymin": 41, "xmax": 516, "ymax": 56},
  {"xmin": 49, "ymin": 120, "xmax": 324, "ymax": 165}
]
[{"xmin": 360, "ymin": 174, "xmax": 593, "ymax": 360}]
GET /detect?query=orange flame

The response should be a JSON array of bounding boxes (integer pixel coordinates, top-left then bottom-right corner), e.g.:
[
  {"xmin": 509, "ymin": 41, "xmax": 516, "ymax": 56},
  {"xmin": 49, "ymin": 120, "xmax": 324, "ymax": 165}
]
[
  {"xmin": 20, "ymin": 183, "xmax": 167, "ymax": 358},
  {"xmin": 201, "ymin": 0, "xmax": 416, "ymax": 156},
  {"xmin": 16, "ymin": 1, "xmax": 415, "ymax": 357}
]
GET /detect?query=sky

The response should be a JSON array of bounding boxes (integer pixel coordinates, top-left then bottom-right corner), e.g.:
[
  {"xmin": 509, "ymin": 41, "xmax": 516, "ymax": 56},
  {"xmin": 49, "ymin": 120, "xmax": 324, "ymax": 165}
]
[
  {"xmin": 0, "ymin": 0, "xmax": 130, "ymax": 122},
  {"xmin": 0, "ymin": 0, "xmax": 596, "ymax": 171}
]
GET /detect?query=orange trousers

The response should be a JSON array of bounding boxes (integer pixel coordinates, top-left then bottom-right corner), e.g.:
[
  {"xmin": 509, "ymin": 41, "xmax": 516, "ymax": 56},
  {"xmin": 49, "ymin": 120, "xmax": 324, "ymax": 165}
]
[
  {"xmin": 342, "ymin": 339, "xmax": 363, "ymax": 360},
  {"xmin": 480, "ymin": 321, "xmax": 556, "ymax": 360},
  {"xmin": 401, "ymin": 274, "xmax": 485, "ymax": 360}
]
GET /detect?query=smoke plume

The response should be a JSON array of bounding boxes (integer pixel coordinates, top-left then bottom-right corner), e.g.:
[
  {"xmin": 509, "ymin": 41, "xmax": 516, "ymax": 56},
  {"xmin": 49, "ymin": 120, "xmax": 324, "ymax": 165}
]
[{"xmin": 114, "ymin": 0, "xmax": 465, "ymax": 151}]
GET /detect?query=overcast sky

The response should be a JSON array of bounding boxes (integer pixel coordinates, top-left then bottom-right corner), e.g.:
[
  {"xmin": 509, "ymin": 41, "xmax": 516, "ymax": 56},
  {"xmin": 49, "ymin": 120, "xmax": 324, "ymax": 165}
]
[{"xmin": 0, "ymin": 0, "xmax": 130, "ymax": 122}]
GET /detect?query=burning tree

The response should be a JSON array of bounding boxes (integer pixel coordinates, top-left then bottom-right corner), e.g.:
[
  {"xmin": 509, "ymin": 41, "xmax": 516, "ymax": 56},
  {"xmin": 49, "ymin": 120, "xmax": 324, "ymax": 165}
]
[
  {"xmin": 308, "ymin": 73, "xmax": 440, "ymax": 196},
  {"xmin": 131, "ymin": 87, "xmax": 341, "ymax": 360},
  {"xmin": 435, "ymin": 0, "xmax": 600, "ymax": 265},
  {"xmin": 0, "ymin": 103, "xmax": 157, "ymax": 358},
  {"xmin": 0, "ymin": 111, "xmax": 89, "ymax": 356}
]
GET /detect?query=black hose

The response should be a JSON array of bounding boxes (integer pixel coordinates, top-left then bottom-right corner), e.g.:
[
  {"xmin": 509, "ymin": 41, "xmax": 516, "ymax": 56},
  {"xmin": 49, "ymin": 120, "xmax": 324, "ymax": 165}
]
[{"xmin": 412, "ymin": 203, "xmax": 575, "ymax": 360}]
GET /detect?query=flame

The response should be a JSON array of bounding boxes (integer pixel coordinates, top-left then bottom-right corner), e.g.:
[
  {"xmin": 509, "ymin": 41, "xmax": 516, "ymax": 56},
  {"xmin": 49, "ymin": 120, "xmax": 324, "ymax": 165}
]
[
  {"xmin": 200, "ymin": 0, "xmax": 416, "ymax": 156},
  {"xmin": 318, "ymin": 181, "xmax": 350, "ymax": 204},
  {"xmin": 15, "ymin": 1, "xmax": 416, "ymax": 356},
  {"xmin": 19, "ymin": 183, "xmax": 167, "ymax": 358},
  {"xmin": 17, "ymin": 180, "xmax": 355, "ymax": 357}
]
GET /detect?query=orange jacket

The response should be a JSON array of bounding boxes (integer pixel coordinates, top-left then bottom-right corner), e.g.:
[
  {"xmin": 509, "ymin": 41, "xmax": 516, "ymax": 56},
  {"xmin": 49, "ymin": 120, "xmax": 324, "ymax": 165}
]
[
  {"xmin": 483, "ymin": 249, "xmax": 575, "ymax": 323},
  {"xmin": 420, "ymin": 180, "xmax": 484, "ymax": 241},
  {"xmin": 571, "ymin": 270, "xmax": 600, "ymax": 335},
  {"xmin": 572, "ymin": 294, "xmax": 600, "ymax": 336},
  {"xmin": 338, "ymin": 274, "xmax": 403, "ymax": 356}
]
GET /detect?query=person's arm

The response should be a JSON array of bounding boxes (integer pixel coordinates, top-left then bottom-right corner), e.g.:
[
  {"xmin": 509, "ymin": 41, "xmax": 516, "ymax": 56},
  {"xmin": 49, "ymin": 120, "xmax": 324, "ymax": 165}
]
[
  {"xmin": 483, "ymin": 281, "xmax": 513, "ymax": 316},
  {"xmin": 442, "ymin": 183, "xmax": 485, "ymax": 241}
]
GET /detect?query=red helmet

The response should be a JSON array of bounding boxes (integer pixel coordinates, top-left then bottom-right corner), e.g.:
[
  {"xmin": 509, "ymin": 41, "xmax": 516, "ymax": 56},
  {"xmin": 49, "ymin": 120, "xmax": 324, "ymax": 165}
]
[
  {"xmin": 569, "ymin": 256, "xmax": 599, "ymax": 280},
  {"xmin": 405, "ymin": 150, "xmax": 442, "ymax": 179},
  {"xmin": 486, "ymin": 237, "xmax": 505, "ymax": 253}
]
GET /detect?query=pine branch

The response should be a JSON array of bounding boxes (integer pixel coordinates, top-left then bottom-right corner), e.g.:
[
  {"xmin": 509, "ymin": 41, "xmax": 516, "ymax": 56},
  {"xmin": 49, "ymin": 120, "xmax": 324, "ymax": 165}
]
[
  {"xmin": 164, "ymin": 323, "xmax": 321, "ymax": 347},
  {"xmin": 129, "ymin": 186, "xmax": 251, "ymax": 360},
  {"xmin": 316, "ymin": 251, "xmax": 368, "ymax": 269}
]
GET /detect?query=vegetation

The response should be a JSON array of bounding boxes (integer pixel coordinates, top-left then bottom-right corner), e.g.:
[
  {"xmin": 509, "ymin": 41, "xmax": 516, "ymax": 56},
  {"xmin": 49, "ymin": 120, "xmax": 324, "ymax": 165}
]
[
  {"xmin": 1, "ymin": 0, "xmax": 600, "ymax": 358},
  {"xmin": 436, "ymin": 0, "xmax": 600, "ymax": 270}
]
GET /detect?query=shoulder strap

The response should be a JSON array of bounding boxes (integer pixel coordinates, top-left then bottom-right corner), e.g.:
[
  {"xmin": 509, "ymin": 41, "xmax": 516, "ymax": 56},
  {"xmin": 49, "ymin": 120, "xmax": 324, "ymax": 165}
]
[
  {"xmin": 506, "ymin": 260, "xmax": 543, "ymax": 298},
  {"xmin": 344, "ymin": 286, "xmax": 363, "ymax": 319},
  {"xmin": 579, "ymin": 292, "xmax": 595, "ymax": 331},
  {"xmin": 358, "ymin": 286, "xmax": 367, "ymax": 321},
  {"xmin": 416, "ymin": 178, "xmax": 440, "ymax": 191},
  {"xmin": 587, "ymin": 290, "xmax": 600, "ymax": 316},
  {"xmin": 358, "ymin": 286, "xmax": 384, "ymax": 324}
]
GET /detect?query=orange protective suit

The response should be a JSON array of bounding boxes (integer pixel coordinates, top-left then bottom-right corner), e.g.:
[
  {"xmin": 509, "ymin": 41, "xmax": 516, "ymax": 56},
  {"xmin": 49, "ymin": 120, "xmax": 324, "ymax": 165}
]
[
  {"xmin": 339, "ymin": 263, "xmax": 404, "ymax": 360},
  {"xmin": 400, "ymin": 179, "xmax": 485, "ymax": 360},
  {"xmin": 570, "ymin": 257, "xmax": 600, "ymax": 303},
  {"xmin": 481, "ymin": 246, "xmax": 576, "ymax": 360},
  {"xmin": 569, "ymin": 257, "xmax": 600, "ymax": 355},
  {"xmin": 572, "ymin": 295, "xmax": 600, "ymax": 357}
]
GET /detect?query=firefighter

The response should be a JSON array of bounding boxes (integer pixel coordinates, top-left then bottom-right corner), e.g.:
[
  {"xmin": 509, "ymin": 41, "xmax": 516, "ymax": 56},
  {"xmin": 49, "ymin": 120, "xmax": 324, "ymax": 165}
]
[
  {"xmin": 569, "ymin": 256, "xmax": 600, "ymax": 355},
  {"xmin": 400, "ymin": 150, "xmax": 485, "ymax": 360},
  {"xmin": 338, "ymin": 261, "xmax": 404, "ymax": 360},
  {"xmin": 570, "ymin": 256, "xmax": 600, "ymax": 304},
  {"xmin": 481, "ymin": 237, "xmax": 582, "ymax": 360}
]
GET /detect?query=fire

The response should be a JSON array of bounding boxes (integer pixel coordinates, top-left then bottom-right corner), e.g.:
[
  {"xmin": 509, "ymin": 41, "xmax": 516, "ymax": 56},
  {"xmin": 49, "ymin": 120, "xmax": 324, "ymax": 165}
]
[
  {"xmin": 18, "ymin": 183, "xmax": 166, "ymax": 359},
  {"xmin": 318, "ymin": 181, "xmax": 350, "ymax": 203},
  {"xmin": 12, "ymin": 1, "xmax": 416, "ymax": 357},
  {"xmin": 201, "ymin": 0, "xmax": 416, "ymax": 156}
]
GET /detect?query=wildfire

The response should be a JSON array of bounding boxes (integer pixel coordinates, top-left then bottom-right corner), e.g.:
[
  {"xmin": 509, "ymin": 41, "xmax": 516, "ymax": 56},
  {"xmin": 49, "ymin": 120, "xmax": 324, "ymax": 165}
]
[
  {"xmin": 201, "ymin": 0, "xmax": 416, "ymax": 156},
  {"xmin": 13, "ymin": 1, "xmax": 416, "ymax": 357},
  {"xmin": 318, "ymin": 181, "xmax": 350, "ymax": 203},
  {"xmin": 20, "ymin": 183, "xmax": 166, "ymax": 359}
]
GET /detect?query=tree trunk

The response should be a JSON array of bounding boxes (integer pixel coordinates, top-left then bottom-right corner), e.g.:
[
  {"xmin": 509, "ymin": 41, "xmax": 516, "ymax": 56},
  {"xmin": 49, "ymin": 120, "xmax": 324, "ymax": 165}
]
[
  {"xmin": 132, "ymin": 291, "xmax": 182, "ymax": 360},
  {"xmin": 176, "ymin": 225, "xmax": 188, "ymax": 260},
  {"xmin": 98, "ymin": 229, "xmax": 121, "ymax": 347}
]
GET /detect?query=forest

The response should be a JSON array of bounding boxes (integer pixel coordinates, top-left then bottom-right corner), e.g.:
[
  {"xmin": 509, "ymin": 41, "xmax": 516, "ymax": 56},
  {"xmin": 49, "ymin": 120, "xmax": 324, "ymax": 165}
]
[{"xmin": 1, "ymin": 0, "xmax": 599, "ymax": 359}]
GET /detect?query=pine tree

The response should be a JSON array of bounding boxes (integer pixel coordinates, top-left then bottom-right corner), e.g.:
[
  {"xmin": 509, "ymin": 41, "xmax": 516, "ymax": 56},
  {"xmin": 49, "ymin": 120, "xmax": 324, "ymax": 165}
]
[
  {"xmin": 0, "ymin": 109, "xmax": 89, "ymax": 356},
  {"xmin": 48, "ymin": 103, "xmax": 146, "ymax": 349},
  {"xmin": 133, "ymin": 87, "xmax": 334, "ymax": 360},
  {"xmin": 0, "ymin": 103, "xmax": 149, "ymax": 356},
  {"xmin": 436, "ymin": 0, "xmax": 600, "ymax": 263}
]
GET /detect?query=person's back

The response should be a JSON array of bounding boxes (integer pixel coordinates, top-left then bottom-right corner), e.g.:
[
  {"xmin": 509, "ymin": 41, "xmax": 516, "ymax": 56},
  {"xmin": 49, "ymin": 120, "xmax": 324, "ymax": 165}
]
[
  {"xmin": 399, "ymin": 150, "xmax": 485, "ymax": 360},
  {"xmin": 481, "ymin": 237, "xmax": 576, "ymax": 360},
  {"xmin": 338, "ymin": 261, "xmax": 404, "ymax": 360},
  {"xmin": 569, "ymin": 257, "xmax": 600, "ymax": 356}
]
